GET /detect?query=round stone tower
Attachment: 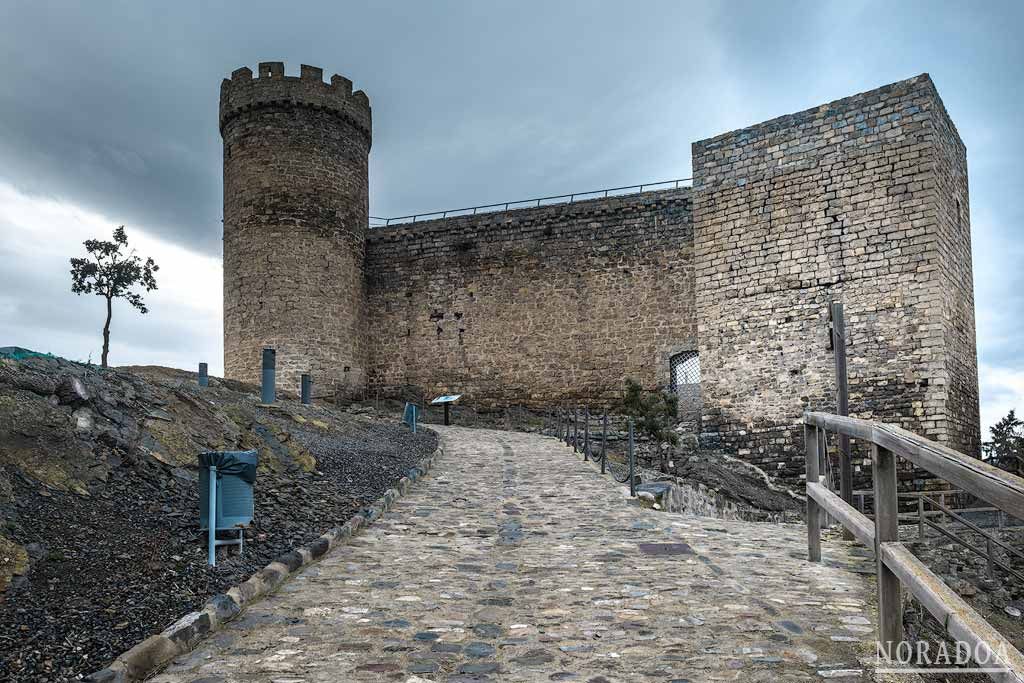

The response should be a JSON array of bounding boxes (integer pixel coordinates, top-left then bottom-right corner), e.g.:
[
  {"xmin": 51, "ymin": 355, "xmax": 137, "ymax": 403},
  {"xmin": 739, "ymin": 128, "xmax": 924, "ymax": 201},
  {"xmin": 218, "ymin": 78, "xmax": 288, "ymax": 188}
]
[{"xmin": 220, "ymin": 62, "xmax": 371, "ymax": 398}]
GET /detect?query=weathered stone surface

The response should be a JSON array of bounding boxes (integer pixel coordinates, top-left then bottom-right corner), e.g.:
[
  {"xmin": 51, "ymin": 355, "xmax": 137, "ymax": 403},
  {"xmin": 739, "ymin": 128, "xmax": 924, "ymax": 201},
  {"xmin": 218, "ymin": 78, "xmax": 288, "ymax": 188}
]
[
  {"xmin": 152, "ymin": 428, "xmax": 883, "ymax": 682},
  {"xmin": 221, "ymin": 64, "xmax": 978, "ymax": 482},
  {"xmin": 692, "ymin": 73, "xmax": 979, "ymax": 481},
  {"xmin": 221, "ymin": 62, "xmax": 372, "ymax": 398},
  {"xmin": 364, "ymin": 189, "xmax": 695, "ymax": 407}
]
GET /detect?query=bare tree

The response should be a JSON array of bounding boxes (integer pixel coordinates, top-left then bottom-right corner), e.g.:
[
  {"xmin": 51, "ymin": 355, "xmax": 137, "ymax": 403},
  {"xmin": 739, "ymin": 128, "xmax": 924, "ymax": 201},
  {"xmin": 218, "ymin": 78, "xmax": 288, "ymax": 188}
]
[{"xmin": 70, "ymin": 226, "xmax": 159, "ymax": 368}]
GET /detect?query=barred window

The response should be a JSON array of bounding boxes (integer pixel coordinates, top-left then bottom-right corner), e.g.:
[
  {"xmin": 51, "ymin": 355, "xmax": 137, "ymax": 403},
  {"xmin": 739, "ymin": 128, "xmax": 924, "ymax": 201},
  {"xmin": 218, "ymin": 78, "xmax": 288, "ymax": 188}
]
[{"xmin": 670, "ymin": 351, "xmax": 700, "ymax": 393}]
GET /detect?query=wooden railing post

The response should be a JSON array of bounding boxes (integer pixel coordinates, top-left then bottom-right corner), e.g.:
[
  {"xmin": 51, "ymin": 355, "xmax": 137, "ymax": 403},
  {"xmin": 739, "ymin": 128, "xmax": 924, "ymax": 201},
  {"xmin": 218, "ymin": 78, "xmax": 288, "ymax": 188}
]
[
  {"xmin": 818, "ymin": 427, "xmax": 831, "ymax": 528},
  {"xmin": 830, "ymin": 302, "xmax": 854, "ymax": 514},
  {"xmin": 805, "ymin": 423, "xmax": 822, "ymax": 562},
  {"xmin": 872, "ymin": 444, "xmax": 903, "ymax": 659}
]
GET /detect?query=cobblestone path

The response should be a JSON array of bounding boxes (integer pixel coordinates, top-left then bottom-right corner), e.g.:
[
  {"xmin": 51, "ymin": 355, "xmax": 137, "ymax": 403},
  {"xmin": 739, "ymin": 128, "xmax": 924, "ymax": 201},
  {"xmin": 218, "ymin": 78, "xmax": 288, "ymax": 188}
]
[{"xmin": 153, "ymin": 427, "xmax": 883, "ymax": 682}]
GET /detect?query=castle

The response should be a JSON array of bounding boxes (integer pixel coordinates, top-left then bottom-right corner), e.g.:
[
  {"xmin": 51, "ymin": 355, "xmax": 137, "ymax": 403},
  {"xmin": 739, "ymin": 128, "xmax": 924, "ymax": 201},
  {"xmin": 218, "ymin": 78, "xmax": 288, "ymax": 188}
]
[{"xmin": 220, "ymin": 62, "xmax": 980, "ymax": 476}]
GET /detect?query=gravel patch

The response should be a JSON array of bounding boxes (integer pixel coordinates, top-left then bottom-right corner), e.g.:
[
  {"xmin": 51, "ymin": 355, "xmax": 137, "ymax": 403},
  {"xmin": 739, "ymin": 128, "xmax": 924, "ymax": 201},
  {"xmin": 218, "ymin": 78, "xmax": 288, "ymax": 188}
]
[{"xmin": 0, "ymin": 358, "xmax": 436, "ymax": 681}]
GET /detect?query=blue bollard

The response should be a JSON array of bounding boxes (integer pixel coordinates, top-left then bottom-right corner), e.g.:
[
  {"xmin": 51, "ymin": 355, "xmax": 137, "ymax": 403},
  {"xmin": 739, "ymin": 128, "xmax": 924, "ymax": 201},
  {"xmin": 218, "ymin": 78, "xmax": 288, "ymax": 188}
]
[
  {"xmin": 402, "ymin": 402, "xmax": 418, "ymax": 433},
  {"xmin": 300, "ymin": 373, "xmax": 311, "ymax": 405},
  {"xmin": 261, "ymin": 348, "xmax": 276, "ymax": 404},
  {"xmin": 198, "ymin": 362, "xmax": 209, "ymax": 387}
]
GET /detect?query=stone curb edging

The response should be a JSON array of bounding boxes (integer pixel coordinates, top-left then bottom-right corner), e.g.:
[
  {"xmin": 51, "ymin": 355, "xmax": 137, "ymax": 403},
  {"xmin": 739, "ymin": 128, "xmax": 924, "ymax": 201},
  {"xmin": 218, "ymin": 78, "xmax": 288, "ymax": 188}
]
[{"xmin": 83, "ymin": 446, "xmax": 443, "ymax": 683}]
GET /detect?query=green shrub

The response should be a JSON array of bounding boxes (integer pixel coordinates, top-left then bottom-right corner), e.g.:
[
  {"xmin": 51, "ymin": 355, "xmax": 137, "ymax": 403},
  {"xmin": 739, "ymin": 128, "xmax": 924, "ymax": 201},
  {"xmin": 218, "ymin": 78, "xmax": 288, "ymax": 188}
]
[{"xmin": 620, "ymin": 379, "xmax": 679, "ymax": 445}]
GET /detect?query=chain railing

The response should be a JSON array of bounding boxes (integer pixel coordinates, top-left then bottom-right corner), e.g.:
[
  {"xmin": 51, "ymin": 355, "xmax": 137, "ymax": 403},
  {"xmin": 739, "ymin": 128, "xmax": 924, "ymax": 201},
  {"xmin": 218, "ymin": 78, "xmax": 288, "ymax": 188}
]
[
  {"xmin": 544, "ymin": 405, "xmax": 638, "ymax": 497},
  {"xmin": 369, "ymin": 177, "xmax": 692, "ymax": 227}
]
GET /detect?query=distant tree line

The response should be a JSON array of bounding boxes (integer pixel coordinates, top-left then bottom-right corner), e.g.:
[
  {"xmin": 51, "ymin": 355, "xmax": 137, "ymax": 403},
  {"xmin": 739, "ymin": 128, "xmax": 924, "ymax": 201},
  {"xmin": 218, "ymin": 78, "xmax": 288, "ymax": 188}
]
[{"xmin": 983, "ymin": 409, "xmax": 1024, "ymax": 475}]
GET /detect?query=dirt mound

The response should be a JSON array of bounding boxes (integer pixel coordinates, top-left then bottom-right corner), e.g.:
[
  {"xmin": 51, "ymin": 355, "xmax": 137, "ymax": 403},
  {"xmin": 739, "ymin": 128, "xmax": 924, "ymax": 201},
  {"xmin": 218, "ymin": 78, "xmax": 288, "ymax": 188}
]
[{"xmin": 0, "ymin": 355, "xmax": 436, "ymax": 681}]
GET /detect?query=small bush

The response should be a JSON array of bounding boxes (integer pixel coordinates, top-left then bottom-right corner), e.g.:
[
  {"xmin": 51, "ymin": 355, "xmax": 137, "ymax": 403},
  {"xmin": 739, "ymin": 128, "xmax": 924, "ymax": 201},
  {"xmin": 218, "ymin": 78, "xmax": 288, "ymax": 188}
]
[{"xmin": 620, "ymin": 379, "xmax": 679, "ymax": 446}]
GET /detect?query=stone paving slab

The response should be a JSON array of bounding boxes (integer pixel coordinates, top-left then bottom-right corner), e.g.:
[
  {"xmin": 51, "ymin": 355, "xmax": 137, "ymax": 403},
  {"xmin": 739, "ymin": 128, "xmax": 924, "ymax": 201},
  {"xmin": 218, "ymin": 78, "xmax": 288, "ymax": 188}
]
[{"xmin": 152, "ymin": 427, "xmax": 886, "ymax": 682}]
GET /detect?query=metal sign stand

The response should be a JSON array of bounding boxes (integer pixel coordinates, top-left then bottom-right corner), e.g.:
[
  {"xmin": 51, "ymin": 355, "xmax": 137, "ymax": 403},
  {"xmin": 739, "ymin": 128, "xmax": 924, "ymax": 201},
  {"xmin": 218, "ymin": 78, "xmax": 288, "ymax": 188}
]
[{"xmin": 430, "ymin": 394, "xmax": 462, "ymax": 425}]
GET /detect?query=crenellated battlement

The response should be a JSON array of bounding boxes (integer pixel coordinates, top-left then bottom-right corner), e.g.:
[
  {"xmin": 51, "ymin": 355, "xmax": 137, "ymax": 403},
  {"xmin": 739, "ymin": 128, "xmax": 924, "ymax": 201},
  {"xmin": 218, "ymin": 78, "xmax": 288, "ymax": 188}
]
[{"xmin": 219, "ymin": 62, "xmax": 371, "ymax": 140}]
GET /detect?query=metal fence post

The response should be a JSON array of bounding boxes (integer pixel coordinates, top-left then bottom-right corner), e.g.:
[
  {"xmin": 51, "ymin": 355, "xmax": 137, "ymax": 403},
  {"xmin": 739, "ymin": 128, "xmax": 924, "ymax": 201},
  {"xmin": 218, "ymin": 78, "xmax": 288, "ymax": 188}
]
[
  {"xmin": 872, "ymin": 444, "xmax": 903, "ymax": 659},
  {"xmin": 573, "ymin": 407, "xmax": 579, "ymax": 453},
  {"xmin": 628, "ymin": 419, "xmax": 636, "ymax": 497},
  {"xmin": 260, "ymin": 347, "xmax": 276, "ymax": 404},
  {"xmin": 805, "ymin": 423, "xmax": 821, "ymax": 562},
  {"xmin": 583, "ymin": 406, "xmax": 590, "ymax": 461},
  {"xmin": 918, "ymin": 496, "xmax": 925, "ymax": 540},
  {"xmin": 198, "ymin": 362, "xmax": 208, "ymax": 387},
  {"xmin": 300, "ymin": 373, "xmax": 312, "ymax": 405},
  {"xmin": 601, "ymin": 412, "xmax": 607, "ymax": 475}
]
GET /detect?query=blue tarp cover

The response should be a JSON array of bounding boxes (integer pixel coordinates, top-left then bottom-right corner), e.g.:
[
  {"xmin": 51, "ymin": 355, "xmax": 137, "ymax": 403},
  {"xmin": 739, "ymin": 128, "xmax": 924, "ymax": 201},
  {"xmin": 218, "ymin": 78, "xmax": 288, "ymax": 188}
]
[
  {"xmin": 0, "ymin": 346, "xmax": 55, "ymax": 361},
  {"xmin": 198, "ymin": 450, "xmax": 258, "ymax": 483}
]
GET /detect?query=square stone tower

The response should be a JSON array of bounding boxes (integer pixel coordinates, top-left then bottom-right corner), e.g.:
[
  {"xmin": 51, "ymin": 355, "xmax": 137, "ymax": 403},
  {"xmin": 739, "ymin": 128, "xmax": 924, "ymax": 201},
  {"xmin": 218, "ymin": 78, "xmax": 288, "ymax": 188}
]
[{"xmin": 692, "ymin": 74, "xmax": 979, "ymax": 478}]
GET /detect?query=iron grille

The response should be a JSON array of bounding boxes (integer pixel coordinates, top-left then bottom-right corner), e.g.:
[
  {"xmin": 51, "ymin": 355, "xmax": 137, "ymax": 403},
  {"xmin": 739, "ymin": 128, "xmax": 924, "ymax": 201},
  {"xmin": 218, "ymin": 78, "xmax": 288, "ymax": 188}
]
[{"xmin": 670, "ymin": 351, "xmax": 700, "ymax": 393}]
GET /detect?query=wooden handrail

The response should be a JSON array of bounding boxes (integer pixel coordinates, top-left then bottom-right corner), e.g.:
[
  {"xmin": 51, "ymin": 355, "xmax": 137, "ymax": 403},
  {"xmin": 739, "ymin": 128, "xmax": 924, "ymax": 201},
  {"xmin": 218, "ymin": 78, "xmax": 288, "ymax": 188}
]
[
  {"xmin": 881, "ymin": 543, "xmax": 1024, "ymax": 679},
  {"xmin": 806, "ymin": 481, "xmax": 875, "ymax": 546},
  {"xmin": 804, "ymin": 413, "xmax": 1024, "ymax": 681},
  {"xmin": 805, "ymin": 412, "xmax": 1024, "ymax": 519}
]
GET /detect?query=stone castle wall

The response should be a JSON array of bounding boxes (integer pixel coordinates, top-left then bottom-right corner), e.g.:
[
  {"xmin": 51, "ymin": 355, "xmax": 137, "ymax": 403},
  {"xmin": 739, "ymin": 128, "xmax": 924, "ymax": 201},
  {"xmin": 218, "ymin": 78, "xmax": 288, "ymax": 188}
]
[
  {"xmin": 691, "ymin": 73, "xmax": 979, "ymax": 481},
  {"xmin": 220, "ymin": 63, "xmax": 372, "ymax": 398},
  {"xmin": 221, "ymin": 65, "xmax": 980, "ymax": 470},
  {"xmin": 929, "ymin": 90, "xmax": 981, "ymax": 458},
  {"xmin": 364, "ymin": 189, "xmax": 695, "ymax": 405}
]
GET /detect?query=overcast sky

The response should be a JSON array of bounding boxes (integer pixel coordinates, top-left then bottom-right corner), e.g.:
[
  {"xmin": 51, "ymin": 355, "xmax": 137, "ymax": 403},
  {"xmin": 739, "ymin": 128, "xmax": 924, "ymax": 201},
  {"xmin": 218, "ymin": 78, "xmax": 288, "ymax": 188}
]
[{"xmin": 0, "ymin": 1, "xmax": 1021, "ymax": 439}]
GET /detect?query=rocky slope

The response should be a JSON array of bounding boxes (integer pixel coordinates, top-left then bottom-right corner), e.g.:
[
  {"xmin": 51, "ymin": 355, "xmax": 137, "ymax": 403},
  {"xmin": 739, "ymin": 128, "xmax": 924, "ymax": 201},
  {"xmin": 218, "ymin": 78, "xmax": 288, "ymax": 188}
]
[{"xmin": 0, "ymin": 353, "xmax": 436, "ymax": 681}]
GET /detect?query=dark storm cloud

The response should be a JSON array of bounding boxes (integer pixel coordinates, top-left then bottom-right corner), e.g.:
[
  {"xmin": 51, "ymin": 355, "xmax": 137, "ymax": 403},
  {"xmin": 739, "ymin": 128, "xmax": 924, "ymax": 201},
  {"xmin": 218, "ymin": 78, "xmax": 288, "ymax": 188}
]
[
  {"xmin": 1, "ymin": 0, "xmax": 1022, "ymax": 428},
  {"xmin": 0, "ymin": 1, "xmax": 729, "ymax": 254}
]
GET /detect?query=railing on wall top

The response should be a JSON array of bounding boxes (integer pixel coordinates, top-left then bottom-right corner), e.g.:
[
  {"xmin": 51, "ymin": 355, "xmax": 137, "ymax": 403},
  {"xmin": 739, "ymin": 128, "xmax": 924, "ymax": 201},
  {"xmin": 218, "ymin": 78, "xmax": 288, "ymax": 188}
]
[
  {"xmin": 368, "ymin": 177, "xmax": 693, "ymax": 227},
  {"xmin": 803, "ymin": 412, "xmax": 1024, "ymax": 681}
]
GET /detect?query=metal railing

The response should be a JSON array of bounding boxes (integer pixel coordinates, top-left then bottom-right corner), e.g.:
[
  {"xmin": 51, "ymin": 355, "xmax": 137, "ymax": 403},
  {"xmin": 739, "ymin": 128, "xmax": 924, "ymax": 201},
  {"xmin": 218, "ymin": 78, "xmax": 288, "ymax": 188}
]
[
  {"xmin": 369, "ymin": 177, "xmax": 692, "ymax": 227},
  {"xmin": 850, "ymin": 488, "xmax": 1024, "ymax": 583},
  {"xmin": 546, "ymin": 406, "xmax": 638, "ymax": 496},
  {"xmin": 804, "ymin": 412, "xmax": 1024, "ymax": 680}
]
